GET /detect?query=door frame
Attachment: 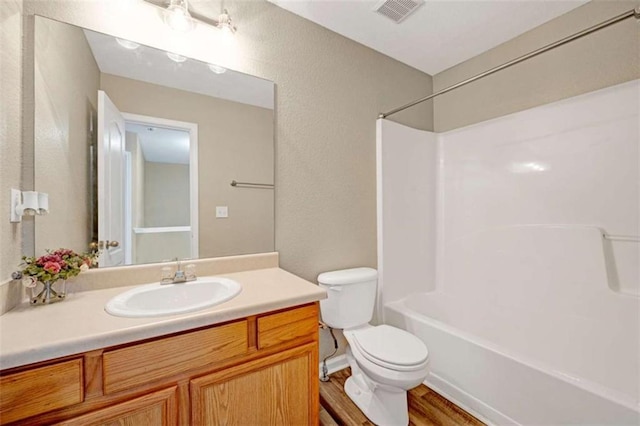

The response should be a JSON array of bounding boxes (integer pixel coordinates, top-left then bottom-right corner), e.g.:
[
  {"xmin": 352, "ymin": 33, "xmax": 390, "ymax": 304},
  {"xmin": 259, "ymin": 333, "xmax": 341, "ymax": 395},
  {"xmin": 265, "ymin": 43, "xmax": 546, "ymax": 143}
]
[
  {"xmin": 122, "ymin": 113, "xmax": 199, "ymax": 260},
  {"xmin": 123, "ymin": 150, "xmax": 133, "ymax": 264}
]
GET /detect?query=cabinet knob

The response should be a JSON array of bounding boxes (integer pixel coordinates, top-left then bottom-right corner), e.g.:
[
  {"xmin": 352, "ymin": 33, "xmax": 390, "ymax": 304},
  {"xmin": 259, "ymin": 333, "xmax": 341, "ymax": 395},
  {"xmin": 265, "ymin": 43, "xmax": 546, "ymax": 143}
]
[{"xmin": 106, "ymin": 240, "xmax": 120, "ymax": 248}]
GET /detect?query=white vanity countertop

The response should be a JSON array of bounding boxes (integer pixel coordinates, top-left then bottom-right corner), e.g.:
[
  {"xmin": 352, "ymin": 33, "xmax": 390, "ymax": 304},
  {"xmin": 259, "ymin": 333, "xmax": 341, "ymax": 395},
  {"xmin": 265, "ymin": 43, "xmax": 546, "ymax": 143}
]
[{"xmin": 0, "ymin": 267, "xmax": 326, "ymax": 370}]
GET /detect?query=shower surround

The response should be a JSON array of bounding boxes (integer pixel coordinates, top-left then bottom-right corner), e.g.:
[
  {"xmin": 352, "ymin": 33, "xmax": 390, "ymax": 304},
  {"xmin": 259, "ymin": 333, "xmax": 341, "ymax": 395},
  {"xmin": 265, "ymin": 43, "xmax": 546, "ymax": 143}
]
[{"xmin": 377, "ymin": 80, "xmax": 639, "ymax": 425}]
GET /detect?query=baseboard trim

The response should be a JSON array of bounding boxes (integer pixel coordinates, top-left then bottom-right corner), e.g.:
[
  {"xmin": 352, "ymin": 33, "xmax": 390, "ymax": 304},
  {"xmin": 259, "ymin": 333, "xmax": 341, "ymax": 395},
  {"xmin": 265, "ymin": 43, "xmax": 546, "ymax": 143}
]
[{"xmin": 319, "ymin": 354, "xmax": 349, "ymax": 378}]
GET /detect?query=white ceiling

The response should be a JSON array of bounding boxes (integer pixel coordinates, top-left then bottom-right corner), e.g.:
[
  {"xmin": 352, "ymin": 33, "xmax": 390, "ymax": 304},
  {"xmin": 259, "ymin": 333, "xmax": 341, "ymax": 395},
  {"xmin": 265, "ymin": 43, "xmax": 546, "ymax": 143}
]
[
  {"xmin": 84, "ymin": 29, "xmax": 274, "ymax": 109},
  {"xmin": 126, "ymin": 123, "xmax": 191, "ymax": 164},
  {"xmin": 267, "ymin": 0, "xmax": 589, "ymax": 75}
]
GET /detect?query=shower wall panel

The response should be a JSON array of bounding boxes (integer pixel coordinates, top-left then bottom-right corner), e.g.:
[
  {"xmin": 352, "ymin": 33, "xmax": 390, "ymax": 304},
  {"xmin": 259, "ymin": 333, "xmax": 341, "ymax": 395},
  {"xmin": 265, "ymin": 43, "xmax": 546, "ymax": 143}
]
[
  {"xmin": 439, "ymin": 80, "xmax": 639, "ymax": 298},
  {"xmin": 376, "ymin": 119, "xmax": 438, "ymax": 307}
]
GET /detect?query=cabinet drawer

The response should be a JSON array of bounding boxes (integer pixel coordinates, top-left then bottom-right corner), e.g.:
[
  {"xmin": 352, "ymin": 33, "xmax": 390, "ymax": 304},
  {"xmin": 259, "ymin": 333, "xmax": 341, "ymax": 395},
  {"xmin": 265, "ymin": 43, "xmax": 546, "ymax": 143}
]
[
  {"xmin": 0, "ymin": 358, "xmax": 83, "ymax": 424},
  {"xmin": 103, "ymin": 320, "xmax": 248, "ymax": 394},
  {"xmin": 257, "ymin": 304, "xmax": 318, "ymax": 349}
]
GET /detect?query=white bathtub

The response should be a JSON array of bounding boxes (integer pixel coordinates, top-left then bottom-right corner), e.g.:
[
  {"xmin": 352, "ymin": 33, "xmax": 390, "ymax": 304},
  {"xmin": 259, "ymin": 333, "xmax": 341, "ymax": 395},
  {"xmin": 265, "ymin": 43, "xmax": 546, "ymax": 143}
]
[{"xmin": 385, "ymin": 292, "xmax": 640, "ymax": 425}]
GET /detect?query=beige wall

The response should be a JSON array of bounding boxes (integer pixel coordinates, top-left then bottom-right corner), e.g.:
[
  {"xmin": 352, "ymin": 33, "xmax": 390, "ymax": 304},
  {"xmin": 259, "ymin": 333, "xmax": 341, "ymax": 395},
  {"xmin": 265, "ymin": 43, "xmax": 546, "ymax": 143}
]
[
  {"xmin": 33, "ymin": 16, "xmax": 99, "ymax": 254},
  {"xmin": 101, "ymin": 73, "xmax": 275, "ymax": 257},
  {"xmin": 232, "ymin": 1, "xmax": 434, "ymax": 278},
  {"xmin": 125, "ymin": 131, "xmax": 145, "ymax": 228},
  {"xmin": 0, "ymin": 0, "xmax": 24, "ymax": 310},
  {"xmin": 143, "ymin": 162, "xmax": 190, "ymax": 227},
  {"xmin": 135, "ymin": 231, "xmax": 191, "ymax": 264},
  {"xmin": 433, "ymin": 0, "xmax": 640, "ymax": 132}
]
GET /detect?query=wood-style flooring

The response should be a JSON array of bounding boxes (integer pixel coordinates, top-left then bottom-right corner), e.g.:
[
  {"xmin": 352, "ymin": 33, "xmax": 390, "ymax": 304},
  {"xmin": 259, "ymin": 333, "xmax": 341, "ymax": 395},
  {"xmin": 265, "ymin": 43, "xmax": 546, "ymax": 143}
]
[{"xmin": 319, "ymin": 368, "xmax": 485, "ymax": 426}]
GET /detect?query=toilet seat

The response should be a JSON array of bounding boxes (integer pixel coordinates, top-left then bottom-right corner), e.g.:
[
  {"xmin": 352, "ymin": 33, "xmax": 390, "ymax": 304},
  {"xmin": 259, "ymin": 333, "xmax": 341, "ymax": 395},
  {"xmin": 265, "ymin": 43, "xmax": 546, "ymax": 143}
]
[{"xmin": 351, "ymin": 325, "xmax": 429, "ymax": 372}]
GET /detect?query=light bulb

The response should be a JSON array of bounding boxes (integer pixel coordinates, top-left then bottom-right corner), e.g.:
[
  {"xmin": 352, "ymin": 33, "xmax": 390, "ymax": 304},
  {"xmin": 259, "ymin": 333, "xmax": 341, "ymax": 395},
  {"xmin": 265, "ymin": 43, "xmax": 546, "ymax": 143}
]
[
  {"xmin": 166, "ymin": 52, "xmax": 187, "ymax": 63},
  {"xmin": 37, "ymin": 193, "xmax": 49, "ymax": 215},
  {"xmin": 163, "ymin": 0, "xmax": 195, "ymax": 32},
  {"xmin": 208, "ymin": 64, "xmax": 226, "ymax": 74},
  {"xmin": 216, "ymin": 10, "xmax": 236, "ymax": 35},
  {"xmin": 116, "ymin": 38, "xmax": 140, "ymax": 50}
]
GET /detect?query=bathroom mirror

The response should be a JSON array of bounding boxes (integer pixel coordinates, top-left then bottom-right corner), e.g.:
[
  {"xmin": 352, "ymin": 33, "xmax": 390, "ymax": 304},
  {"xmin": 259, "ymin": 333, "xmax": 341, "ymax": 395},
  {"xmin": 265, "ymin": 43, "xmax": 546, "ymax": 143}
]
[{"xmin": 32, "ymin": 15, "xmax": 274, "ymax": 267}]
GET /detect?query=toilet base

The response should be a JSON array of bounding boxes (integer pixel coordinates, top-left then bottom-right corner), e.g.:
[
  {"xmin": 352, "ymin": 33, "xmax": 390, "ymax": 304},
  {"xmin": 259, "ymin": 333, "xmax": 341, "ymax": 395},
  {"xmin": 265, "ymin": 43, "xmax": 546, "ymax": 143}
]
[{"xmin": 344, "ymin": 370, "xmax": 409, "ymax": 426}]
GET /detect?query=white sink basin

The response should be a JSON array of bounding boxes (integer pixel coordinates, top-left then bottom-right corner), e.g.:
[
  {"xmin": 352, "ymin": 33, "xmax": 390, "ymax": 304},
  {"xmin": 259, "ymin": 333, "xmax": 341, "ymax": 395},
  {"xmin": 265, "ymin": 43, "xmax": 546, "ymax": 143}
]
[{"xmin": 105, "ymin": 277, "xmax": 242, "ymax": 318}]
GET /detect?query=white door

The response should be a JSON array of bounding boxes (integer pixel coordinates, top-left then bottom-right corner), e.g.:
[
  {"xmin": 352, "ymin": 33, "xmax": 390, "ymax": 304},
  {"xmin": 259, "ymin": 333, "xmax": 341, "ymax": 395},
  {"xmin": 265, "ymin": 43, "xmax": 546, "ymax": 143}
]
[{"xmin": 97, "ymin": 90, "xmax": 125, "ymax": 267}]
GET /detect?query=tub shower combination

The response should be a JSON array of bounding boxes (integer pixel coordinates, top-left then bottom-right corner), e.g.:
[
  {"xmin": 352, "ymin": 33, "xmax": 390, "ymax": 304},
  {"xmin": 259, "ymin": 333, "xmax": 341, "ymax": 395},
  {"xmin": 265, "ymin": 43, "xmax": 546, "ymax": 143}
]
[{"xmin": 376, "ymin": 78, "xmax": 639, "ymax": 424}]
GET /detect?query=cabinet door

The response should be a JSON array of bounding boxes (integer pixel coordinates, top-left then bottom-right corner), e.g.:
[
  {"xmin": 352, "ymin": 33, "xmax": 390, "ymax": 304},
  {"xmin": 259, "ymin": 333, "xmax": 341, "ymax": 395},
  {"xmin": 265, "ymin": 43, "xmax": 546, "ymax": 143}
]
[
  {"xmin": 58, "ymin": 387, "xmax": 177, "ymax": 426},
  {"xmin": 191, "ymin": 343, "xmax": 318, "ymax": 425}
]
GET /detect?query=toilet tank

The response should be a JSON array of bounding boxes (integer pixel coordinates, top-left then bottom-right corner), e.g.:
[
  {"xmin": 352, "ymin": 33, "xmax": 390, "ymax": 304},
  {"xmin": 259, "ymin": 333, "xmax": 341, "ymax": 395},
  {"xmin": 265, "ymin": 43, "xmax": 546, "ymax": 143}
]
[{"xmin": 318, "ymin": 267, "xmax": 378, "ymax": 329}]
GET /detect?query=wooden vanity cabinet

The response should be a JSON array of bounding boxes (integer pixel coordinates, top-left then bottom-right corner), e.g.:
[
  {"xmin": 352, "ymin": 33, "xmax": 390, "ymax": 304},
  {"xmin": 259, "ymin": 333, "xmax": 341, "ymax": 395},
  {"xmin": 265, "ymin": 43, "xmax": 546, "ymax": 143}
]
[
  {"xmin": 57, "ymin": 387, "xmax": 179, "ymax": 426},
  {"xmin": 0, "ymin": 303, "xmax": 319, "ymax": 425},
  {"xmin": 191, "ymin": 343, "xmax": 317, "ymax": 425},
  {"xmin": 0, "ymin": 359, "xmax": 84, "ymax": 424}
]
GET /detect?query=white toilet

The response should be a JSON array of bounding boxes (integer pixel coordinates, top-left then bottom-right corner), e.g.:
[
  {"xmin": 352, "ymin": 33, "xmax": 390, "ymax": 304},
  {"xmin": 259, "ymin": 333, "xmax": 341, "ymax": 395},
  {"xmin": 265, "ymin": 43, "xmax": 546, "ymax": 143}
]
[{"xmin": 318, "ymin": 267, "xmax": 429, "ymax": 426}]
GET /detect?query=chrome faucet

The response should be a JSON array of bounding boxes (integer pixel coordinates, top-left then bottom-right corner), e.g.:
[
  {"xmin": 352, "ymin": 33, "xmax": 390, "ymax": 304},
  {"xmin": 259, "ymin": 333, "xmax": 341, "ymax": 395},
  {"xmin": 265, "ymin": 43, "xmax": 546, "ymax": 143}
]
[{"xmin": 161, "ymin": 258, "xmax": 196, "ymax": 284}]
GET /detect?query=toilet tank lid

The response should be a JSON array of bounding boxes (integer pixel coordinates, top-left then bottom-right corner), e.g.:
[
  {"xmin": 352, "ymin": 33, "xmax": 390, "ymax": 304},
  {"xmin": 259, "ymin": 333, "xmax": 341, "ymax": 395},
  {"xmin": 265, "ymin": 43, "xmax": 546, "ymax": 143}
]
[{"xmin": 317, "ymin": 267, "xmax": 378, "ymax": 285}]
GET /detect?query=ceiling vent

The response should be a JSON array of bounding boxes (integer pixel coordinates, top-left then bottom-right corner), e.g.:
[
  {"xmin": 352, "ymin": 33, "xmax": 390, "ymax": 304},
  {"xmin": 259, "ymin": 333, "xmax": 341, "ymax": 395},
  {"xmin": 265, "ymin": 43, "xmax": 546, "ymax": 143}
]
[{"xmin": 374, "ymin": 0, "xmax": 425, "ymax": 24}]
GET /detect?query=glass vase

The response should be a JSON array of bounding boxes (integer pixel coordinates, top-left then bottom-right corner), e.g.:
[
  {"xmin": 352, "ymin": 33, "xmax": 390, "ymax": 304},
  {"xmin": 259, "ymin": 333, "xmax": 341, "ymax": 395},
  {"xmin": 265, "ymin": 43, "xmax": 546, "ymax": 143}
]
[{"xmin": 30, "ymin": 280, "xmax": 66, "ymax": 305}]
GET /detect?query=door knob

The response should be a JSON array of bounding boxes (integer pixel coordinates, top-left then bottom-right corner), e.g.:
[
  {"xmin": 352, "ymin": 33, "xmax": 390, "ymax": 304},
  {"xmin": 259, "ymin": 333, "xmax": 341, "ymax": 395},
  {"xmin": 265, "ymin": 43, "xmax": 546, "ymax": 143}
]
[{"xmin": 91, "ymin": 241, "xmax": 120, "ymax": 250}]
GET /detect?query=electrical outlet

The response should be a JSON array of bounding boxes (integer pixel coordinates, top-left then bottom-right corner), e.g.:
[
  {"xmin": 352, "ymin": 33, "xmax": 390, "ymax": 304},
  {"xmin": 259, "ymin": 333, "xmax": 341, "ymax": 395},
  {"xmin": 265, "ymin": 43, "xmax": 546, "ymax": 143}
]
[{"xmin": 216, "ymin": 206, "xmax": 228, "ymax": 218}]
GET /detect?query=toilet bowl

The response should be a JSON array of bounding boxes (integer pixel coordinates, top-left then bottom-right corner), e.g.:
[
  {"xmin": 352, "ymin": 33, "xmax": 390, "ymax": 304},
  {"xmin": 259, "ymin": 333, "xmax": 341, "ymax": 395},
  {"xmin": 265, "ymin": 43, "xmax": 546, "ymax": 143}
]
[
  {"xmin": 318, "ymin": 268, "xmax": 429, "ymax": 425},
  {"xmin": 343, "ymin": 325, "xmax": 429, "ymax": 425}
]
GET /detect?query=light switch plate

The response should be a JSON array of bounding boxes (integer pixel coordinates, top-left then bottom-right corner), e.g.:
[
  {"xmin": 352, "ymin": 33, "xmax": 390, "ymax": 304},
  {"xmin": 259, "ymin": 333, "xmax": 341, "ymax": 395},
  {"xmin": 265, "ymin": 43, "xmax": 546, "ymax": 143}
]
[{"xmin": 216, "ymin": 206, "xmax": 228, "ymax": 218}]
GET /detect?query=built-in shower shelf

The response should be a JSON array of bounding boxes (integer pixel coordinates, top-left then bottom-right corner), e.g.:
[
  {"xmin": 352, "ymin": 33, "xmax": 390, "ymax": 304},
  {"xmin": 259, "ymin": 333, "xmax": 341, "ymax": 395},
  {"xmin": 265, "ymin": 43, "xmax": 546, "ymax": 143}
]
[{"xmin": 133, "ymin": 226, "xmax": 191, "ymax": 234}]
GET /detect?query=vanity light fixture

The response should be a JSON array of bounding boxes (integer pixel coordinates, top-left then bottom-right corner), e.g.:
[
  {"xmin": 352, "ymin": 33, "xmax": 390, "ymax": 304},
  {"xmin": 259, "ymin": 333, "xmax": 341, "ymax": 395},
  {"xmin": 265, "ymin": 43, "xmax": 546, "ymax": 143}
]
[
  {"xmin": 15, "ymin": 191, "xmax": 38, "ymax": 217},
  {"xmin": 207, "ymin": 64, "xmax": 226, "ymax": 74},
  {"xmin": 147, "ymin": 0, "xmax": 238, "ymax": 34},
  {"xmin": 10, "ymin": 189, "xmax": 49, "ymax": 223}
]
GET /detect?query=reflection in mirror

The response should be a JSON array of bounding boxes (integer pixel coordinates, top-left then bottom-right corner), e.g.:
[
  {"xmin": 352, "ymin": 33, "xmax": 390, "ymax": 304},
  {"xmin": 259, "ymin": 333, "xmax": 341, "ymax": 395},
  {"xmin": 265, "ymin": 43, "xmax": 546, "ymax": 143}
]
[
  {"xmin": 33, "ymin": 15, "xmax": 275, "ymax": 267},
  {"xmin": 124, "ymin": 118, "xmax": 197, "ymax": 266}
]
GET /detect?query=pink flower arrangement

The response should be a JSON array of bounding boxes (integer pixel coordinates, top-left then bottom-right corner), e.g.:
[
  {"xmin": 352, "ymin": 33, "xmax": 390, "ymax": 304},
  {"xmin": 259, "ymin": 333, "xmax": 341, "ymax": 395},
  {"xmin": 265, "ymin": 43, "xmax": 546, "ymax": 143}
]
[
  {"xmin": 20, "ymin": 248, "xmax": 98, "ymax": 285},
  {"xmin": 43, "ymin": 261, "xmax": 61, "ymax": 274}
]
